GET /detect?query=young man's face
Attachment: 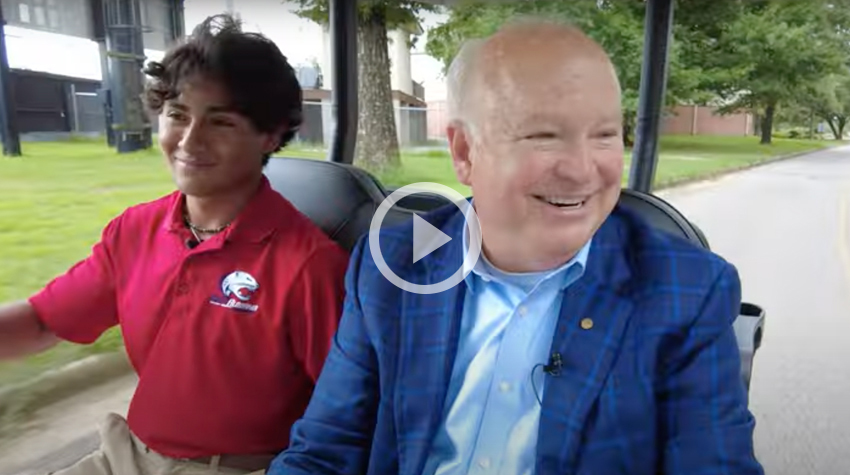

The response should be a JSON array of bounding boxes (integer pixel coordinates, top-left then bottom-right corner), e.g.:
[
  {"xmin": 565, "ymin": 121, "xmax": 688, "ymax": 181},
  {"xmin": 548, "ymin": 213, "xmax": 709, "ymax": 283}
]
[{"xmin": 158, "ymin": 77, "xmax": 281, "ymax": 198}]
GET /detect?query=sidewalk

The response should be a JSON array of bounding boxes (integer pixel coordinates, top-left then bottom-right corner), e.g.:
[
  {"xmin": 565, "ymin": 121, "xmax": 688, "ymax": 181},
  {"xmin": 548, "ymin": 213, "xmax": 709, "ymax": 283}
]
[{"xmin": 0, "ymin": 374, "xmax": 137, "ymax": 475}]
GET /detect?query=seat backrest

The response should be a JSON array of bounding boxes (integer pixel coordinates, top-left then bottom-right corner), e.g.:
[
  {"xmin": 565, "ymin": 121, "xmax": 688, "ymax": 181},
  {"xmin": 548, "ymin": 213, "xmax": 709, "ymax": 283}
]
[
  {"xmin": 266, "ymin": 158, "xmax": 762, "ymax": 392},
  {"xmin": 264, "ymin": 157, "xmax": 415, "ymax": 252},
  {"xmin": 617, "ymin": 189, "xmax": 710, "ymax": 249}
]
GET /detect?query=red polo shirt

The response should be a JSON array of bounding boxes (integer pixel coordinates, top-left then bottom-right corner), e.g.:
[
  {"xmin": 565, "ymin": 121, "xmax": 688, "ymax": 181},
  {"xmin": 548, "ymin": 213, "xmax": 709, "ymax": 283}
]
[{"xmin": 29, "ymin": 176, "xmax": 349, "ymax": 458}]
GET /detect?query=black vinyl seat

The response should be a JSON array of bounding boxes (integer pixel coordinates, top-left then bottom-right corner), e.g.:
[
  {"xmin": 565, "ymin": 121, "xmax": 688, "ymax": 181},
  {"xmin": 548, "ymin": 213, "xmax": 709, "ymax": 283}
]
[
  {"xmin": 265, "ymin": 157, "xmax": 763, "ymax": 392},
  {"xmin": 264, "ymin": 157, "xmax": 417, "ymax": 252}
]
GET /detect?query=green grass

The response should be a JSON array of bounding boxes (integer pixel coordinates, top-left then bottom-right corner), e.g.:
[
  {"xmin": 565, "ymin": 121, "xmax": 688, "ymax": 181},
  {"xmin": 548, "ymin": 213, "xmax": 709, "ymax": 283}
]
[
  {"xmin": 639, "ymin": 135, "xmax": 833, "ymax": 187},
  {"xmin": 0, "ymin": 135, "xmax": 834, "ymax": 387}
]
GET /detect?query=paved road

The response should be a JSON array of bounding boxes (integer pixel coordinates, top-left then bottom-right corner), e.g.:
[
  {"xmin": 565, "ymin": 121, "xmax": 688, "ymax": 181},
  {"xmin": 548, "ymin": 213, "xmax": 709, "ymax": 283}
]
[
  {"xmin": 3, "ymin": 146, "xmax": 850, "ymax": 474},
  {"xmin": 658, "ymin": 145, "xmax": 850, "ymax": 475}
]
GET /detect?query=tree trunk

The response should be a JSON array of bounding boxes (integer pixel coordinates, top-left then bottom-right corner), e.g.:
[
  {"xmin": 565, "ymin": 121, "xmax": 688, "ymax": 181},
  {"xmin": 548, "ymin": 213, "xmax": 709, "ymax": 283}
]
[
  {"xmin": 827, "ymin": 117, "xmax": 840, "ymax": 140},
  {"xmin": 837, "ymin": 117, "xmax": 846, "ymax": 140},
  {"xmin": 760, "ymin": 101, "xmax": 775, "ymax": 145},
  {"xmin": 622, "ymin": 112, "xmax": 634, "ymax": 148},
  {"xmin": 354, "ymin": 7, "xmax": 400, "ymax": 174}
]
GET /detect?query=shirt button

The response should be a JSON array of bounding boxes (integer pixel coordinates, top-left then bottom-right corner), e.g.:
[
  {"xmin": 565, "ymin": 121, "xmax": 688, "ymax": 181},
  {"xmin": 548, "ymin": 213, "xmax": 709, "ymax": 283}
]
[
  {"xmin": 478, "ymin": 457, "xmax": 491, "ymax": 469},
  {"xmin": 499, "ymin": 381, "xmax": 512, "ymax": 392},
  {"xmin": 517, "ymin": 306, "xmax": 528, "ymax": 316},
  {"xmin": 177, "ymin": 282, "xmax": 190, "ymax": 295}
]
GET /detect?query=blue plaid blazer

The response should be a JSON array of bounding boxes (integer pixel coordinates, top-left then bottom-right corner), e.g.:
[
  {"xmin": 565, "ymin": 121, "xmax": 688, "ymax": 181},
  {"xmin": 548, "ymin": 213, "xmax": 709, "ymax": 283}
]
[{"xmin": 269, "ymin": 203, "xmax": 763, "ymax": 475}]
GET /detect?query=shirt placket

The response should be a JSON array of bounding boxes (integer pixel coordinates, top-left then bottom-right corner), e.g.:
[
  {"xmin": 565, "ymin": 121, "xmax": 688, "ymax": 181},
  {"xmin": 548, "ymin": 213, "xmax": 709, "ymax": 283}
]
[
  {"xmin": 465, "ymin": 290, "xmax": 542, "ymax": 473},
  {"xmin": 469, "ymin": 282, "xmax": 564, "ymax": 475}
]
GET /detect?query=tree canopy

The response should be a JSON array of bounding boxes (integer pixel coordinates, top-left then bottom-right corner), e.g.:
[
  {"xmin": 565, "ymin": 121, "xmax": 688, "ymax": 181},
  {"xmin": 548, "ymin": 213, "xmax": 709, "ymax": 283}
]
[{"xmin": 425, "ymin": 0, "xmax": 850, "ymax": 144}]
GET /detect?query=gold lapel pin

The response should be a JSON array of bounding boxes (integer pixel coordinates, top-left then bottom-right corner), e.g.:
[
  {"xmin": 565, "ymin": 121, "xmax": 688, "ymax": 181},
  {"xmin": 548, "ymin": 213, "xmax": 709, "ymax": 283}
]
[{"xmin": 580, "ymin": 318, "xmax": 594, "ymax": 330}]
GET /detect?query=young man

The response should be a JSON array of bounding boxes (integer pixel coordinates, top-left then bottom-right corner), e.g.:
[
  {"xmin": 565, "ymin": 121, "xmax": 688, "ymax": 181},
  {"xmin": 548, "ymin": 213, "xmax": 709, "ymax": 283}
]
[{"xmin": 0, "ymin": 14, "xmax": 348, "ymax": 475}]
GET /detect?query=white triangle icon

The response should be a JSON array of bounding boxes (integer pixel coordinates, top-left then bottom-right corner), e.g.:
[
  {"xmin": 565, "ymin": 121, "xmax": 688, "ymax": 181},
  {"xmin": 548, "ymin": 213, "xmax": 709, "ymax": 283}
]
[{"xmin": 412, "ymin": 214, "xmax": 452, "ymax": 263}]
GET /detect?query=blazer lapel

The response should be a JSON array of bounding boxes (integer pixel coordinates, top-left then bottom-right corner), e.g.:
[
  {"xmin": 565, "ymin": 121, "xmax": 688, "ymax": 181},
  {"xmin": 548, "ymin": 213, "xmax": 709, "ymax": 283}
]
[
  {"xmin": 537, "ymin": 212, "xmax": 635, "ymax": 474},
  {"xmin": 395, "ymin": 209, "xmax": 468, "ymax": 475}
]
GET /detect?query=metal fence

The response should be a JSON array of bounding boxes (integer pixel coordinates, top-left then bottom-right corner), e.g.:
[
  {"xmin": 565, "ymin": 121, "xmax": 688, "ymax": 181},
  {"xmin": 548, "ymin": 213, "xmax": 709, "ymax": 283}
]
[
  {"xmin": 68, "ymin": 88, "xmax": 106, "ymax": 134},
  {"xmin": 58, "ymin": 96, "xmax": 448, "ymax": 146}
]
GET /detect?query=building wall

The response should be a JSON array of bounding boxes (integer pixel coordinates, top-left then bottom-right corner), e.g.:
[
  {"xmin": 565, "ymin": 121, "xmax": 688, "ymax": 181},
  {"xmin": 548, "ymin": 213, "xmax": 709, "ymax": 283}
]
[
  {"xmin": 662, "ymin": 104, "xmax": 754, "ymax": 136},
  {"xmin": 10, "ymin": 68, "xmax": 103, "ymax": 134}
]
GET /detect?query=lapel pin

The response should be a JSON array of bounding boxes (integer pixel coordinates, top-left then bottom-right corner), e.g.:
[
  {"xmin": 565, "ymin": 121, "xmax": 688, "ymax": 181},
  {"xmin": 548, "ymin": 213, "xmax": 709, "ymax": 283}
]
[{"xmin": 580, "ymin": 318, "xmax": 594, "ymax": 330}]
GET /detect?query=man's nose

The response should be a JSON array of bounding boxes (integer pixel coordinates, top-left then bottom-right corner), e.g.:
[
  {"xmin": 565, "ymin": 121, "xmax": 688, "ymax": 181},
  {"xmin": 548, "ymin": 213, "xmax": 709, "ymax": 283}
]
[
  {"xmin": 553, "ymin": 143, "xmax": 594, "ymax": 182},
  {"xmin": 178, "ymin": 121, "xmax": 206, "ymax": 154}
]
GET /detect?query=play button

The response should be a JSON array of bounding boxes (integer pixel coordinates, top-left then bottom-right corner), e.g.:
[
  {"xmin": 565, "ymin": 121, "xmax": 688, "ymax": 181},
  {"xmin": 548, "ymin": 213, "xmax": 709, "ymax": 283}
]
[
  {"xmin": 413, "ymin": 214, "xmax": 452, "ymax": 263},
  {"xmin": 369, "ymin": 182, "xmax": 482, "ymax": 295}
]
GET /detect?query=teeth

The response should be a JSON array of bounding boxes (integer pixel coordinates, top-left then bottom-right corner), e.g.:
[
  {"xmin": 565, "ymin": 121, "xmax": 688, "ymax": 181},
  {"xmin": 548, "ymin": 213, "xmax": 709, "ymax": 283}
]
[{"xmin": 543, "ymin": 196, "xmax": 584, "ymax": 206}]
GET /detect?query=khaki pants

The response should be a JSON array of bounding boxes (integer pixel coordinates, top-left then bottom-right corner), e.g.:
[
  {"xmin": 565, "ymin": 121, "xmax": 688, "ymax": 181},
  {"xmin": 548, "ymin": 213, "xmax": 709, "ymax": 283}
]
[{"xmin": 50, "ymin": 413, "xmax": 266, "ymax": 475}]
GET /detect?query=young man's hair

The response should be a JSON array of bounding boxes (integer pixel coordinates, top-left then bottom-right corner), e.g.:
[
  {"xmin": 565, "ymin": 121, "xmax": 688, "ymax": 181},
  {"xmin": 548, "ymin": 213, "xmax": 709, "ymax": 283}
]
[{"xmin": 143, "ymin": 14, "xmax": 302, "ymax": 165}]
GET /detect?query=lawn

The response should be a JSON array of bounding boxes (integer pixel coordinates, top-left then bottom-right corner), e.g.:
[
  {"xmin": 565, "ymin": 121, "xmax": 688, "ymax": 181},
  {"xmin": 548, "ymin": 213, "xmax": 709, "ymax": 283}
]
[{"xmin": 0, "ymin": 134, "xmax": 834, "ymax": 387}]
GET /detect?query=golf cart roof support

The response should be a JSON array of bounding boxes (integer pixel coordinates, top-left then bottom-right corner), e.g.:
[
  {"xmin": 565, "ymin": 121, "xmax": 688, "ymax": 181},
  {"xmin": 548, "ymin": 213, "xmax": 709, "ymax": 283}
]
[
  {"xmin": 628, "ymin": 0, "xmax": 674, "ymax": 193},
  {"xmin": 327, "ymin": 0, "xmax": 358, "ymax": 164},
  {"xmin": 0, "ymin": 0, "xmax": 21, "ymax": 156}
]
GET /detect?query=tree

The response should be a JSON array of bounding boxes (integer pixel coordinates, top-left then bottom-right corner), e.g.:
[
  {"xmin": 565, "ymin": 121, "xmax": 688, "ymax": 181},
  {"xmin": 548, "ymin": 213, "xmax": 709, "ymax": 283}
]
[
  {"xmin": 424, "ymin": 0, "xmax": 727, "ymax": 147},
  {"xmin": 699, "ymin": 1, "xmax": 850, "ymax": 144},
  {"xmin": 801, "ymin": 73, "xmax": 850, "ymax": 140},
  {"xmin": 294, "ymin": 0, "xmax": 437, "ymax": 173}
]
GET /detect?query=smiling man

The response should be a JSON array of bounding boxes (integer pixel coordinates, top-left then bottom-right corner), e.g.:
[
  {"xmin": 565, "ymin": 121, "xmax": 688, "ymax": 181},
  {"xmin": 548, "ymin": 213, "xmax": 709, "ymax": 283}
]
[
  {"xmin": 0, "ymin": 14, "xmax": 348, "ymax": 475},
  {"xmin": 270, "ymin": 18, "xmax": 763, "ymax": 475}
]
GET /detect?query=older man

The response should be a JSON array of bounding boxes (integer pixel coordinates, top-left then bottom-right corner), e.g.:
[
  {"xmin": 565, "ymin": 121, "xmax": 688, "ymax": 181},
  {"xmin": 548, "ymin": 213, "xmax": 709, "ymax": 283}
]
[{"xmin": 269, "ymin": 19, "xmax": 763, "ymax": 475}]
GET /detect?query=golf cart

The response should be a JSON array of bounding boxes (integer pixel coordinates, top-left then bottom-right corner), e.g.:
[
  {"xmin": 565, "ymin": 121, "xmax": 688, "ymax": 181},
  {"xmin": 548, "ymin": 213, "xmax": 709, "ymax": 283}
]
[{"xmin": 263, "ymin": 0, "xmax": 766, "ymax": 392}]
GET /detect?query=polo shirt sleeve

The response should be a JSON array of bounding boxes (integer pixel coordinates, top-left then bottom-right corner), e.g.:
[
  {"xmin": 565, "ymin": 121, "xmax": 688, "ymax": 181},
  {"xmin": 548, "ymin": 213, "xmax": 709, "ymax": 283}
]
[
  {"xmin": 286, "ymin": 242, "xmax": 349, "ymax": 382},
  {"xmin": 28, "ymin": 215, "xmax": 121, "ymax": 345}
]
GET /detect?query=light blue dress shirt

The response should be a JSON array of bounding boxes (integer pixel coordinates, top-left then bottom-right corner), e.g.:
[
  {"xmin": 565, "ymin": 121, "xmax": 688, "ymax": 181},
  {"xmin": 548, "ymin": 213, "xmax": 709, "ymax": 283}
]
[{"xmin": 422, "ymin": 212, "xmax": 592, "ymax": 475}]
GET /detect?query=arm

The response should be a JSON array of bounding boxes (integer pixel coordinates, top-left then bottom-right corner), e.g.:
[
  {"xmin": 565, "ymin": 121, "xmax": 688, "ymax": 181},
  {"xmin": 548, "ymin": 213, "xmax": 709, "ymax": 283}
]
[
  {"xmin": 8, "ymin": 218, "xmax": 121, "ymax": 357},
  {"xmin": 0, "ymin": 300, "xmax": 59, "ymax": 360},
  {"xmin": 269, "ymin": 238, "xmax": 381, "ymax": 475},
  {"xmin": 660, "ymin": 263, "xmax": 764, "ymax": 475}
]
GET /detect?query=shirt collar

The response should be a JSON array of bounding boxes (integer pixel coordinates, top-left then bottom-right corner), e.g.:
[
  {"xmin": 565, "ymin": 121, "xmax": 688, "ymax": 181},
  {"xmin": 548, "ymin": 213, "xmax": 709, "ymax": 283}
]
[
  {"xmin": 462, "ymin": 198, "xmax": 592, "ymax": 294},
  {"xmin": 163, "ymin": 175, "xmax": 281, "ymax": 245}
]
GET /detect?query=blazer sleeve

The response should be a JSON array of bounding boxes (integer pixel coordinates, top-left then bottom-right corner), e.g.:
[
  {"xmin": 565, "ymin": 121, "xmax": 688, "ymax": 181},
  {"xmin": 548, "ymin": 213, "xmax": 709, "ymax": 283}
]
[
  {"xmin": 269, "ymin": 237, "xmax": 380, "ymax": 475},
  {"xmin": 660, "ymin": 263, "xmax": 765, "ymax": 475}
]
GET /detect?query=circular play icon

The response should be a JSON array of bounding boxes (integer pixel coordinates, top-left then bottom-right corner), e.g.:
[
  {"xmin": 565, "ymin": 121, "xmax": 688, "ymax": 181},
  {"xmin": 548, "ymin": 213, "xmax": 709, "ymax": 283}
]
[{"xmin": 369, "ymin": 183, "xmax": 482, "ymax": 295}]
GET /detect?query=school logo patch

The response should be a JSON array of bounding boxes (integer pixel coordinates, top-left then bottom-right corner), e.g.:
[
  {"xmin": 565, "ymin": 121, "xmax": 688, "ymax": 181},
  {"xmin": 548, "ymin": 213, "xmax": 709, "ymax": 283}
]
[{"xmin": 209, "ymin": 271, "xmax": 260, "ymax": 312}]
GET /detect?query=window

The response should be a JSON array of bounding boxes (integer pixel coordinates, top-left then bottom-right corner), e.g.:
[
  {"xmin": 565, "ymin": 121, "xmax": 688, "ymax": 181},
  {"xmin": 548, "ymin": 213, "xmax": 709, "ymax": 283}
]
[
  {"xmin": 17, "ymin": 2, "xmax": 30, "ymax": 23},
  {"xmin": 46, "ymin": 0, "xmax": 59, "ymax": 28},
  {"xmin": 32, "ymin": 0, "xmax": 45, "ymax": 26}
]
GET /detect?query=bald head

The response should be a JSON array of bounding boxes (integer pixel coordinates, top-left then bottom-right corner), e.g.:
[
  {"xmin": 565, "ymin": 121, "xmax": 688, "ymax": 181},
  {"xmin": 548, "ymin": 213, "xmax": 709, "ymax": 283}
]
[{"xmin": 446, "ymin": 18, "xmax": 621, "ymax": 134}]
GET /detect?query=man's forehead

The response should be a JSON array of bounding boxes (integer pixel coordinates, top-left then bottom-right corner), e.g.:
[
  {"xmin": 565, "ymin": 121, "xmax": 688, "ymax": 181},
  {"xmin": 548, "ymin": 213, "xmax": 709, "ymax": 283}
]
[
  {"xmin": 166, "ymin": 99, "xmax": 236, "ymax": 113},
  {"xmin": 469, "ymin": 23, "xmax": 618, "ymax": 97}
]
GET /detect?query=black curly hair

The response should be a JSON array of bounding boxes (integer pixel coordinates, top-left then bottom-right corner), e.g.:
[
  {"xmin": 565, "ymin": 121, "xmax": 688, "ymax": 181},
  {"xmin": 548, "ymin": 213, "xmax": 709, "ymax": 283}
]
[{"xmin": 143, "ymin": 14, "xmax": 302, "ymax": 165}]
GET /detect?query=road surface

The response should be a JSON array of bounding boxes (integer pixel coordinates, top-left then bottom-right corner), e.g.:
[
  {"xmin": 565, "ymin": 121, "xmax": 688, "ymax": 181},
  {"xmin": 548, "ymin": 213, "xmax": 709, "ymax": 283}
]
[
  {"xmin": 2, "ymin": 146, "xmax": 850, "ymax": 474},
  {"xmin": 658, "ymin": 145, "xmax": 850, "ymax": 475}
]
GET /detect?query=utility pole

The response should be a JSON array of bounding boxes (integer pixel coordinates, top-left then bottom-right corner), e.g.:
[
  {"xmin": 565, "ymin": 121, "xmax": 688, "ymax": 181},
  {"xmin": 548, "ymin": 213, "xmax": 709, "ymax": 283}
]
[
  {"xmin": 103, "ymin": 0, "xmax": 151, "ymax": 153},
  {"xmin": 0, "ymin": 0, "xmax": 21, "ymax": 156}
]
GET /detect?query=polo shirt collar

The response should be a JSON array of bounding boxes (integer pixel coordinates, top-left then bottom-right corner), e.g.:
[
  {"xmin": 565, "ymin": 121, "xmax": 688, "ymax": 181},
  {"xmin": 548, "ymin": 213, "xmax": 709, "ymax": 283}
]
[{"xmin": 163, "ymin": 175, "xmax": 280, "ymax": 245}]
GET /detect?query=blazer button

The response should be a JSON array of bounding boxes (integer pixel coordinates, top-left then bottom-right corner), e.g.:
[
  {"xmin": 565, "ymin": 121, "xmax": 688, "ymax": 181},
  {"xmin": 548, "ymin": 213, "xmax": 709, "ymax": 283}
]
[{"xmin": 580, "ymin": 318, "xmax": 594, "ymax": 330}]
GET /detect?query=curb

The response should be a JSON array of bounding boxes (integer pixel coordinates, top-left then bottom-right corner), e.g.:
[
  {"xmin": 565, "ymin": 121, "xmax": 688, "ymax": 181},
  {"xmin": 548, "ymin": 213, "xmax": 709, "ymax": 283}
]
[
  {"xmin": 652, "ymin": 143, "xmax": 844, "ymax": 191},
  {"xmin": 1, "ymin": 141, "xmax": 843, "ymax": 421},
  {"xmin": 0, "ymin": 351, "xmax": 133, "ymax": 436}
]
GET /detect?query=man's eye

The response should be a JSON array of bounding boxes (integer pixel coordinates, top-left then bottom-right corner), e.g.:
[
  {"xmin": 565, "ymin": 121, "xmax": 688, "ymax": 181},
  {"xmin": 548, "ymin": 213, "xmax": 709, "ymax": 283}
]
[
  {"xmin": 524, "ymin": 132, "xmax": 558, "ymax": 140},
  {"xmin": 211, "ymin": 118, "xmax": 236, "ymax": 127},
  {"xmin": 166, "ymin": 111, "xmax": 186, "ymax": 120}
]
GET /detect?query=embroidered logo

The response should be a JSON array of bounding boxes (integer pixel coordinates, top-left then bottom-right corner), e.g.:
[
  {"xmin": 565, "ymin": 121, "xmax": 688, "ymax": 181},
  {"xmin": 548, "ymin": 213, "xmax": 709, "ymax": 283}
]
[{"xmin": 209, "ymin": 271, "xmax": 259, "ymax": 312}]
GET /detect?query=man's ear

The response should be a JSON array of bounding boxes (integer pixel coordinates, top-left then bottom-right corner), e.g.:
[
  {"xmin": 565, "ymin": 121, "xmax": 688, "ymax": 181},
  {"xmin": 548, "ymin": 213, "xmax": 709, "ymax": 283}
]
[
  {"xmin": 263, "ymin": 123, "xmax": 288, "ymax": 154},
  {"xmin": 448, "ymin": 121, "xmax": 474, "ymax": 187}
]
